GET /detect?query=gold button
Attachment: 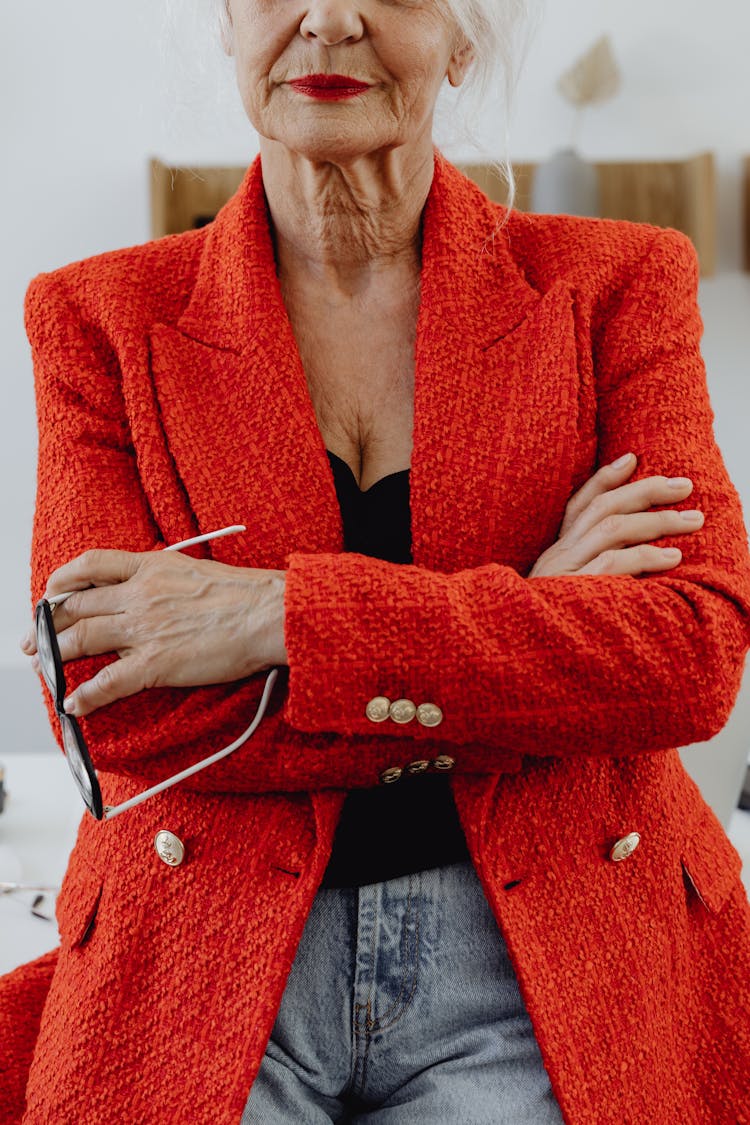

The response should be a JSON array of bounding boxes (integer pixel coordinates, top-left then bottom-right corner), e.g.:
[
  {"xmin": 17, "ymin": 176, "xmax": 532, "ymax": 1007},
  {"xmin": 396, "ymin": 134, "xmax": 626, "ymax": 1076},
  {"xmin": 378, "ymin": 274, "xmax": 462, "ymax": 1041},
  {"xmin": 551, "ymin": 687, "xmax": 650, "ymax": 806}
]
[
  {"xmin": 416, "ymin": 703, "xmax": 443, "ymax": 728},
  {"xmin": 366, "ymin": 696, "xmax": 391, "ymax": 723},
  {"xmin": 407, "ymin": 759, "xmax": 430, "ymax": 775},
  {"xmin": 154, "ymin": 830, "xmax": 185, "ymax": 867},
  {"xmin": 380, "ymin": 766, "xmax": 403, "ymax": 785},
  {"xmin": 432, "ymin": 755, "xmax": 455, "ymax": 771},
  {"xmin": 389, "ymin": 699, "xmax": 417, "ymax": 724},
  {"xmin": 610, "ymin": 833, "xmax": 641, "ymax": 863}
]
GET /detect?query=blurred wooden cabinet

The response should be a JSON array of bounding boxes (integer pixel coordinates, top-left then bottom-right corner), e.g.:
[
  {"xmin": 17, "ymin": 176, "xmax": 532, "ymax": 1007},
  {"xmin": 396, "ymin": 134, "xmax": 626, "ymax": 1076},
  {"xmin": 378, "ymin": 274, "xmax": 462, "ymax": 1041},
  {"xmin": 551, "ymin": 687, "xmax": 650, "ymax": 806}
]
[
  {"xmin": 150, "ymin": 159, "xmax": 247, "ymax": 238},
  {"xmin": 465, "ymin": 153, "xmax": 716, "ymax": 277},
  {"xmin": 455, "ymin": 161, "xmax": 536, "ymax": 214},
  {"xmin": 595, "ymin": 154, "xmax": 715, "ymax": 276},
  {"xmin": 151, "ymin": 152, "xmax": 717, "ymax": 275}
]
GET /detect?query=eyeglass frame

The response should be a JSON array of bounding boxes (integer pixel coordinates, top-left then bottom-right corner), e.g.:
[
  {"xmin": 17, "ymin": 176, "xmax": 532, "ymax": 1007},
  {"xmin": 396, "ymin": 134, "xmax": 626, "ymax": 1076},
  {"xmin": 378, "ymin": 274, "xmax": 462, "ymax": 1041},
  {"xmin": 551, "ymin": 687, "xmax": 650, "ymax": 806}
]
[
  {"xmin": 1, "ymin": 882, "xmax": 59, "ymax": 922},
  {"xmin": 33, "ymin": 526, "xmax": 278, "ymax": 822},
  {"xmin": 35, "ymin": 597, "xmax": 104, "ymax": 817}
]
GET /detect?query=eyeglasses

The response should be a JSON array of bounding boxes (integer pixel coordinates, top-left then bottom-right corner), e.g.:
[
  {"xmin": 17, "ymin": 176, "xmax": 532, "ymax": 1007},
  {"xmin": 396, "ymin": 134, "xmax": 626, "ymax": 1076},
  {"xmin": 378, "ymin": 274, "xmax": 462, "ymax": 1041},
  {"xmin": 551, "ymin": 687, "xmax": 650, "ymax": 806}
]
[
  {"xmin": 34, "ymin": 526, "xmax": 278, "ymax": 822},
  {"xmin": 1, "ymin": 882, "xmax": 59, "ymax": 922}
]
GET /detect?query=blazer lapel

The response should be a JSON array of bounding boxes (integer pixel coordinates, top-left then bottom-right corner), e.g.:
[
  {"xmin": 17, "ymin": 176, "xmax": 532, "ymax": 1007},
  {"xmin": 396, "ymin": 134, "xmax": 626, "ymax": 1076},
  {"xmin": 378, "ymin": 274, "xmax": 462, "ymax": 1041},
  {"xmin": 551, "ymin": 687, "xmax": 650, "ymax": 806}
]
[
  {"xmin": 147, "ymin": 161, "xmax": 342, "ymax": 569},
  {"xmin": 412, "ymin": 158, "xmax": 584, "ymax": 576},
  {"xmin": 147, "ymin": 155, "xmax": 585, "ymax": 576}
]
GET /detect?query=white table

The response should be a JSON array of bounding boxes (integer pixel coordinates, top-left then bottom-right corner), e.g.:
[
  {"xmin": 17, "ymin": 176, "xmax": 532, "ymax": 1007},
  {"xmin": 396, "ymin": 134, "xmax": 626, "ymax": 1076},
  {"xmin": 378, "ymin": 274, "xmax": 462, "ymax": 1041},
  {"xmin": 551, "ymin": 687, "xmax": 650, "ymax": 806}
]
[{"xmin": 0, "ymin": 753, "xmax": 82, "ymax": 976}]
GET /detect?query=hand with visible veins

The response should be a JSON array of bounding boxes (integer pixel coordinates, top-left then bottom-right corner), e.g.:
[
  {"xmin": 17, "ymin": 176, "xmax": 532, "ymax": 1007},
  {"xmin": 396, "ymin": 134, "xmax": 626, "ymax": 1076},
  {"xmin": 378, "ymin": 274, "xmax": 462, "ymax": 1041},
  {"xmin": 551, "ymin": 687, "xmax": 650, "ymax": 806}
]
[{"xmin": 21, "ymin": 549, "xmax": 288, "ymax": 718}]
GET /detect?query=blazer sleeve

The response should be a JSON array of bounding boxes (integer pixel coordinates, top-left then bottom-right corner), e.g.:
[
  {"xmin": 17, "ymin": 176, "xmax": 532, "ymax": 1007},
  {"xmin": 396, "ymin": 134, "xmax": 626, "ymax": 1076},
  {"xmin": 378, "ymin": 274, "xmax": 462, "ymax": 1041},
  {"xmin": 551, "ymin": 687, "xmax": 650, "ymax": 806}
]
[
  {"xmin": 283, "ymin": 229, "xmax": 750, "ymax": 757},
  {"xmin": 26, "ymin": 271, "xmax": 286, "ymax": 792}
]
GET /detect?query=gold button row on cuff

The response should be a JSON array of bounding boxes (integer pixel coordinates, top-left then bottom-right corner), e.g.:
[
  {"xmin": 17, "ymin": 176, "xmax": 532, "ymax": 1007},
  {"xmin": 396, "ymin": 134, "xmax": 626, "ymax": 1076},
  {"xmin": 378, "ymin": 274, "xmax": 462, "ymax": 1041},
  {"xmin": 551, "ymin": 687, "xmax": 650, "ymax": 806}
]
[
  {"xmin": 365, "ymin": 696, "xmax": 444, "ymax": 728},
  {"xmin": 379, "ymin": 755, "xmax": 456, "ymax": 785}
]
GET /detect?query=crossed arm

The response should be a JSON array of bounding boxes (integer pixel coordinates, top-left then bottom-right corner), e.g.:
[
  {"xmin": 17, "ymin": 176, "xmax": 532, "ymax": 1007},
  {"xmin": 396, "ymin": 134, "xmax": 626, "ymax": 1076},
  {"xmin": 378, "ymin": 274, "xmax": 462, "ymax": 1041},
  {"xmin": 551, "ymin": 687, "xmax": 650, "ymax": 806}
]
[
  {"xmin": 22, "ymin": 232, "xmax": 750, "ymax": 790},
  {"xmin": 25, "ymin": 455, "xmax": 700, "ymax": 720}
]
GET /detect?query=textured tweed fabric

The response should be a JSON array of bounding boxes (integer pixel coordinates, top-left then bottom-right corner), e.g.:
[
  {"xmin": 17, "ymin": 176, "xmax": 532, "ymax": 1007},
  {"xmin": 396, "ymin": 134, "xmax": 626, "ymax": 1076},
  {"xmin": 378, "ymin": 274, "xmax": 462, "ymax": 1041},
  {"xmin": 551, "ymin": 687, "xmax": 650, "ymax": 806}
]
[{"xmin": 1, "ymin": 155, "xmax": 749, "ymax": 1123}]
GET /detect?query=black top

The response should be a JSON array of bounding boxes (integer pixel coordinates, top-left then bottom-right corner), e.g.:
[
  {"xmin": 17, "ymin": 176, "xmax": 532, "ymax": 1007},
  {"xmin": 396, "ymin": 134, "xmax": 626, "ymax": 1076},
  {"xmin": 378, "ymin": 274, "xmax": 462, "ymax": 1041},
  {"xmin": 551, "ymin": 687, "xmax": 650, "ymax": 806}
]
[{"xmin": 320, "ymin": 451, "xmax": 469, "ymax": 888}]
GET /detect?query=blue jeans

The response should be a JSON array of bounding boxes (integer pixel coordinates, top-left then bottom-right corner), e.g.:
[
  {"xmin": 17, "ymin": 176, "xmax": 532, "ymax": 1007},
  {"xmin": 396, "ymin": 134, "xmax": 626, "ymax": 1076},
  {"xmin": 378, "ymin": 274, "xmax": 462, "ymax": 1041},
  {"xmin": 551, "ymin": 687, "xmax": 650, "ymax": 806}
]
[{"xmin": 242, "ymin": 860, "xmax": 565, "ymax": 1123}]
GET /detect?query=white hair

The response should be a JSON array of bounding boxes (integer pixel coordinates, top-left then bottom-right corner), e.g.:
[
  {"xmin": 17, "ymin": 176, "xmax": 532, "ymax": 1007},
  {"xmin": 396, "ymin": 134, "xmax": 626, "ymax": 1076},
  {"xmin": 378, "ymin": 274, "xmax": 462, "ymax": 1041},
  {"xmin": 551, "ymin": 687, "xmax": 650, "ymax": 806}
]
[
  {"xmin": 442, "ymin": 0, "xmax": 533, "ymax": 100},
  {"xmin": 213, "ymin": 0, "xmax": 232, "ymax": 50},
  {"xmin": 438, "ymin": 0, "xmax": 538, "ymax": 212}
]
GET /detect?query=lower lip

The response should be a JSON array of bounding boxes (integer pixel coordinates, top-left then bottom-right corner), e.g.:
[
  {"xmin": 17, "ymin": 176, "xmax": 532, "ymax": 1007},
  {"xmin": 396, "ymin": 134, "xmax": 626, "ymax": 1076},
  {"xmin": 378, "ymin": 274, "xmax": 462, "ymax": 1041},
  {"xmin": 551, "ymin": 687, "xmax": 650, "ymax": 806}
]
[{"xmin": 288, "ymin": 82, "xmax": 370, "ymax": 100}]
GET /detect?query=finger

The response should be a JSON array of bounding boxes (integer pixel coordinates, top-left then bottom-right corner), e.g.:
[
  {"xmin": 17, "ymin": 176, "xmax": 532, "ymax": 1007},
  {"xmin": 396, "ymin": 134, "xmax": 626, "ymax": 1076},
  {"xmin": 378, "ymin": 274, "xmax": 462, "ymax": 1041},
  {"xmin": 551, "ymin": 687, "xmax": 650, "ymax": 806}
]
[
  {"xmin": 45, "ymin": 549, "xmax": 145, "ymax": 599},
  {"xmin": 20, "ymin": 627, "xmax": 36, "ymax": 655},
  {"xmin": 562, "ymin": 453, "xmax": 637, "ymax": 531},
  {"xmin": 579, "ymin": 545, "xmax": 683, "ymax": 577},
  {"xmin": 23, "ymin": 586, "xmax": 127, "ymax": 657},
  {"xmin": 561, "ymin": 509, "xmax": 704, "ymax": 572},
  {"xmin": 55, "ymin": 615, "xmax": 128, "ymax": 664},
  {"xmin": 63, "ymin": 656, "xmax": 147, "ymax": 718},
  {"xmin": 564, "ymin": 475, "xmax": 695, "ymax": 541},
  {"xmin": 44, "ymin": 586, "xmax": 126, "ymax": 638}
]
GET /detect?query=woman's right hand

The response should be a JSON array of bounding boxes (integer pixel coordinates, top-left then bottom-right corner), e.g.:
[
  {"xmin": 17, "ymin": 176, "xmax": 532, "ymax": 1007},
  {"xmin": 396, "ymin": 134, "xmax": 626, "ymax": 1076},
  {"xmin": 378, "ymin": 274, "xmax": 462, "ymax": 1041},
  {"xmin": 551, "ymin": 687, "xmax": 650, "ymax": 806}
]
[{"xmin": 528, "ymin": 452, "xmax": 705, "ymax": 578}]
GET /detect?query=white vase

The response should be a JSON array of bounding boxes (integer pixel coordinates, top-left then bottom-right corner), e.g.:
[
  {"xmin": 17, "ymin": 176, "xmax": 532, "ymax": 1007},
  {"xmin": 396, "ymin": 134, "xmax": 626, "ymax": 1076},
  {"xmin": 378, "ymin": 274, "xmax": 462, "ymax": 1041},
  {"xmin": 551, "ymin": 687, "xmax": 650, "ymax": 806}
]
[{"xmin": 531, "ymin": 147, "xmax": 599, "ymax": 217}]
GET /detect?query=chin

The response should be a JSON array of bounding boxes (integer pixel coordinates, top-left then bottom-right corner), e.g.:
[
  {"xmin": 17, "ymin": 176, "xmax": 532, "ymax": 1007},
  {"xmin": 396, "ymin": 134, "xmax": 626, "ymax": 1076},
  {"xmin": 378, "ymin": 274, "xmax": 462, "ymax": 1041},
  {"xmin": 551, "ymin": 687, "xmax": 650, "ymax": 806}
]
[{"xmin": 262, "ymin": 122, "xmax": 402, "ymax": 167}]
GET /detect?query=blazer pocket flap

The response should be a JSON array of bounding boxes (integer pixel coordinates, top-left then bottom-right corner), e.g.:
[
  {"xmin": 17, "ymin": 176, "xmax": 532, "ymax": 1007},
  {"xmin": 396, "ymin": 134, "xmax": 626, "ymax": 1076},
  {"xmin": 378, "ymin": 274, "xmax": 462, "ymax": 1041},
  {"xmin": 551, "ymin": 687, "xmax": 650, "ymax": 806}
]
[
  {"xmin": 680, "ymin": 808, "xmax": 744, "ymax": 915},
  {"xmin": 55, "ymin": 859, "xmax": 103, "ymax": 948}
]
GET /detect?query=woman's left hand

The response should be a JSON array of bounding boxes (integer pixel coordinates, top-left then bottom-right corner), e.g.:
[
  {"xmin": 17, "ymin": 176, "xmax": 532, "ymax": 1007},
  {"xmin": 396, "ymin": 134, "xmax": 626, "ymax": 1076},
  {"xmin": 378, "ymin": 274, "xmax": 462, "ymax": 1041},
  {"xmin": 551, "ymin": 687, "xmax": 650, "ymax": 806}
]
[{"xmin": 21, "ymin": 550, "xmax": 288, "ymax": 717}]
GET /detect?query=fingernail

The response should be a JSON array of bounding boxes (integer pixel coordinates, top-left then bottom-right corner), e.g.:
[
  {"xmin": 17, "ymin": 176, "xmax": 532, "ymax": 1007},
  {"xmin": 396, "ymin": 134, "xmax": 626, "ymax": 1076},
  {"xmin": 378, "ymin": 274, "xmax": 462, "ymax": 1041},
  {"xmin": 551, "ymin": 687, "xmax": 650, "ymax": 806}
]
[
  {"xmin": 680, "ymin": 510, "xmax": 703, "ymax": 521},
  {"xmin": 63, "ymin": 696, "xmax": 76, "ymax": 715},
  {"xmin": 610, "ymin": 453, "xmax": 634, "ymax": 469},
  {"xmin": 31, "ymin": 655, "xmax": 39, "ymax": 673},
  {"xmin": 668, "ymin": 477, "xmax": 692, "ymax": 489},
  {"xmin": 662, "ymin": 548, "xmax": 682, "ymax": 559},
  {"xmin": 20, "ymin": 632, "xmax": 32, "ymax": 652}
]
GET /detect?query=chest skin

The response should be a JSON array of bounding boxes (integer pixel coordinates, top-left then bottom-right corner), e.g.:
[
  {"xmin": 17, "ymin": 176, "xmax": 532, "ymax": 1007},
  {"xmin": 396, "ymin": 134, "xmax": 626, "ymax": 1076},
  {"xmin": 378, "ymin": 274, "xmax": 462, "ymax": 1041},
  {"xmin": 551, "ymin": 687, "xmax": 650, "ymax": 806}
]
[{"xmin": 280, "ymin": 270, "xmax": 420, "ymax": 491}]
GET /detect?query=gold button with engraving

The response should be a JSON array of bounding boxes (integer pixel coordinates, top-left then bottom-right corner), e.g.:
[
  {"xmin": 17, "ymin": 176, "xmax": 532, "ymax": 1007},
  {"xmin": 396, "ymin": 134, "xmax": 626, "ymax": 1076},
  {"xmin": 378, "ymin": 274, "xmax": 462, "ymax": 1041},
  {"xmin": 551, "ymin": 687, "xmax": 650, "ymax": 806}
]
[
  {"xmin": 154, "ymin": 830, "xmax": 185, "ymax": 867},
  {"xmin": 407, "ymin": 759, "xmax": 431, "ymax": 775},
  {"xmin": 432, "ymin": 755, "xmax": 455, "ymax": 771},
  {"xmin": 389, "ymin": 699, "xmax": 417, "ymax": 724},
  {"xmin": 380, "ymin": 766, "xmax": 403, "ymax": 785},
  {"xmin": 366, "ymin": 696, "xmax": 391, "ymax": 723},
  {"xmin": 416, "ymin": 703, "xmax": 444, "ymax": 728},
  {"xmin": 610, "ymin": 833, "xmax": 641, "ymax": 863}
]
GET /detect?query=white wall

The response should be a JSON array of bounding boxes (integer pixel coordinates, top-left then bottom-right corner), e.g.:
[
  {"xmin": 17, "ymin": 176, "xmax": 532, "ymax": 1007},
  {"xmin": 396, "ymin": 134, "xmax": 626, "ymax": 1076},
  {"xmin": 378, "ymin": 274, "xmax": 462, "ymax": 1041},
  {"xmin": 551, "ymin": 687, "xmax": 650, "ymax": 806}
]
[
  {"xmin": 2, "ymin": 1, "xmax": 750, "ymax": 749},
  {"xmin": 1, "ymin": 1, "xmax": 259, "ymax": 676}
]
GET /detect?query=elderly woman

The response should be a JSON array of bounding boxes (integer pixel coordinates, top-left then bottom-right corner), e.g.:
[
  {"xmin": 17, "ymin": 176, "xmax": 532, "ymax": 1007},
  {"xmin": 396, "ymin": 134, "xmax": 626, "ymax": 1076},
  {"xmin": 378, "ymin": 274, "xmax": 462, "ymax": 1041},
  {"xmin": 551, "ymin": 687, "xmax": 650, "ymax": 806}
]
[{"xmin": 3, "ymin": 0, "xmax": 750, "ymax": 1121}]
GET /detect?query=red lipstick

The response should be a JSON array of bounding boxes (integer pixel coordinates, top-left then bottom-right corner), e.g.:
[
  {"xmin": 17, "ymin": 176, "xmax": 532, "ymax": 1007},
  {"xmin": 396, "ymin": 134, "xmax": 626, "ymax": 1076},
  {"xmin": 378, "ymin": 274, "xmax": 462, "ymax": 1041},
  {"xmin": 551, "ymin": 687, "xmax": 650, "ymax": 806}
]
[{"xmin": 288, "ymin": 74, "xmax": 371, "ymax": 100}]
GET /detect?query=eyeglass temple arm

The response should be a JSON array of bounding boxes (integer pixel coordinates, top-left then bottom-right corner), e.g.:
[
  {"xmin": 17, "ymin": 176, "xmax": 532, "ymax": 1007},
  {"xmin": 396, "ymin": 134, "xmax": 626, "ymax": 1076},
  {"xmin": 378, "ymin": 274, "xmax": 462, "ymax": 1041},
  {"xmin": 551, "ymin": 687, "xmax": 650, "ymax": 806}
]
[
  {"xmin": 0, "ymin": 882, "xmax": 60, "ymax": 894},
  {"xmin": 102, "ymin": 668, "xmax": 278, "ymax": 820}
]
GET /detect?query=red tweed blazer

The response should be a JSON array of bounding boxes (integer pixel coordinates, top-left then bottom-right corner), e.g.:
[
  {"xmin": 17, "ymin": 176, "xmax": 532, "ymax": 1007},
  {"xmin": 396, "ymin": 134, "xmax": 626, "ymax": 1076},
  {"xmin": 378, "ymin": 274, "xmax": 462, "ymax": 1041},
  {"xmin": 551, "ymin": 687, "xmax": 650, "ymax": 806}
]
[{"xmin": 3, "ymin": 156, "xmax": 750, "ymax": 1124}]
